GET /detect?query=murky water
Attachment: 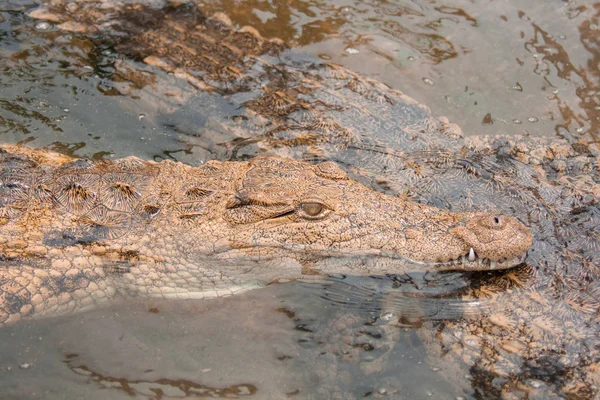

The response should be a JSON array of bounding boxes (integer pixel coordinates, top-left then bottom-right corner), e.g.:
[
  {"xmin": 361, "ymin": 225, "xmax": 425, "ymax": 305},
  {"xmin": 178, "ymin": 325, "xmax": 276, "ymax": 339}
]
[
  {"xmin": 1, "ymin": 0, "xmax": 597, "ymax": 160},
  {"xmin": 2, "ymin": 278, "xmax": 474, "ymax": 399},
  {"xmin": 0, "ymin": 0, "xmax": 599, "ymax": 399},
  {"xmin": 199, "ymin": 0, "xmax": 599, "ymax": 142}
]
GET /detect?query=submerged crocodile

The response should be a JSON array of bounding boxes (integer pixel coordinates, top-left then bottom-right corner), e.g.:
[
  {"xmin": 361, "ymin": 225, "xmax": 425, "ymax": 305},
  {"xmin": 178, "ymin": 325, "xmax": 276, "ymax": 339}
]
[
  {"xmin": 0, "ymin": 145, "xmax": 531, "ymax": 325},
  {"xmin": 0, "ymin": 1, "xmax": 598, "ymax": 398}
]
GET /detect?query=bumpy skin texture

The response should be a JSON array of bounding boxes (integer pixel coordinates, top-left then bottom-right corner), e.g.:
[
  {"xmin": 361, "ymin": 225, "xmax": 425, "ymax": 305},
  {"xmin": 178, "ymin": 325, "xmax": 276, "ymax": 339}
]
[
  {"xmin": 10, "ymin": 2, "xmax": 600, "ymax": 398},
  {"xmin": 0, "ymin": 145, "xmax": 531, "ymax": 325}
]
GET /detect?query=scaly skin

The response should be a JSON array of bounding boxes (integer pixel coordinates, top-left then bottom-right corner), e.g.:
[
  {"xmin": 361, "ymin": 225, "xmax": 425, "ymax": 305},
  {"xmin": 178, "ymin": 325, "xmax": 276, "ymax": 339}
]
[
  {"xmin": 0, "ymin": 145, "xmax": 531, "ymax": 325},
  {"xmin": 6, "ymin": 3, "xmax": 598, "ymax": 397},
  {"xmin": 4, "ymin": 3, "xmax": 598, "ymax": 398}
]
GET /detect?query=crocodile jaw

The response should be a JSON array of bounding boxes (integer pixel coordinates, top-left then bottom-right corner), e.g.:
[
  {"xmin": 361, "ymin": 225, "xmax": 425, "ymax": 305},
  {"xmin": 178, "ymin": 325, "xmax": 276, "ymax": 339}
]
[
  {"xmin": 356, "ymin": 247, "xmax": 529, "ymax": 272},
  {"xmin": 419, "ymin": 251, "xmax": 529, "ymax": 271}
]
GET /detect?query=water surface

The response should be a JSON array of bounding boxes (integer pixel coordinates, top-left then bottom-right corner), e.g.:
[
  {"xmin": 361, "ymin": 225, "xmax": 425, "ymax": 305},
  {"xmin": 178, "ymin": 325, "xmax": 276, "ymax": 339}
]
[{"xmin": 0, "ymin": 1, "xmax": 599, "ymax": 399}]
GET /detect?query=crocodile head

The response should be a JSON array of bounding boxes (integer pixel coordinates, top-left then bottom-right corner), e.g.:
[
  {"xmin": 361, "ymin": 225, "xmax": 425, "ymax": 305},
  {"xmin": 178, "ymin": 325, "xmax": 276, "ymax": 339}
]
[{"xmin": 219, "ymin": 157, "xmax": 533, "ymax": 273}]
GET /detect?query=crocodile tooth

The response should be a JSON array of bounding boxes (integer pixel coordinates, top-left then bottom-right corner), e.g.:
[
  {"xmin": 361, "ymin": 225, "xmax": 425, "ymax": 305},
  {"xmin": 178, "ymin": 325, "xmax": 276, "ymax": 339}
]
[
  {"xmin": 490, "ymin": 261, "xmax": 497, "ymax": 269},
  {"xmin": 468, "ymin": 248, "xmax": 476, "ymax": 262}
]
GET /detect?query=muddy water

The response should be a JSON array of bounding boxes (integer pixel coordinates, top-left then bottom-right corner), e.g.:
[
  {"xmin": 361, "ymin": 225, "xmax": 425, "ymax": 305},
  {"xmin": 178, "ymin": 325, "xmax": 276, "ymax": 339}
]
[
  {"xmin": 1, "ymin": 278, "xmax": 470, "ymax": 399},
  {"xmin": 0, "ymin": 1, "xmax": 599, "ymax": 399},
  {"xmin": 199, "ymin": 0, "xmax": 599, "ymax": 142},
  {"xmin": 0, "ymin": 0, "xmax": 597, "ymax": 160}
]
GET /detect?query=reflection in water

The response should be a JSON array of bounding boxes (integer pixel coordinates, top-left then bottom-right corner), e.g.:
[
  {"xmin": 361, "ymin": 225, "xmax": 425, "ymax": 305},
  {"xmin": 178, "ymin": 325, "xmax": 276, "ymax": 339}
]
[
  {"xmin": 311, "ymin": 270, "xmax": 532, "ymax": 321},
  {"xmin": 199, "ymin": 0, "xmax": 599, "ymax": 142},
  {"xmin": 1, "ymin": 1, "xmax": 597, "ymax": 155}
]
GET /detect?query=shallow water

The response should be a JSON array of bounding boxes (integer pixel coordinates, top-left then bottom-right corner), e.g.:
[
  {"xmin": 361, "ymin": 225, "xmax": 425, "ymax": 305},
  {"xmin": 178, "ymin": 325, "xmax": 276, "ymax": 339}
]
[
  {"xmin": 200, "ymin": 0, "xmax": 599, "ymax": 142},
  {"xmin": 0, "ymin": 0, "xmax": 599, "ymax": 399},
  {"xmin": 0, "ymin": 277, "xmax": 474, "ymax": 399},
  {"xmin": 0, "ymin": 0, "xmax": 597, "ymax": 160}
]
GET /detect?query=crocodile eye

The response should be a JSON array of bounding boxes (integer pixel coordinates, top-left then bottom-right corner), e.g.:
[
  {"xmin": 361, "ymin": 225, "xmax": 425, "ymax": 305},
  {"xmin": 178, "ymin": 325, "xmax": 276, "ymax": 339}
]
[
  {"xmin": 301, "ymin": 202, "xmax": 324, "ymax": 216},
  {"xmin": 494, "ymin": 216, "xmax": 500, "ymax": 224}
]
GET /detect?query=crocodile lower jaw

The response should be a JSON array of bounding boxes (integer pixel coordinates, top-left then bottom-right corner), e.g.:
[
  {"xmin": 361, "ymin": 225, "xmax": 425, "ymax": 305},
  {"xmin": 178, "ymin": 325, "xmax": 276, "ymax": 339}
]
[
  {"xmin": 374, "ymin": 251, "xmax": 529, "ymax": 271},
  {"xmin": 432, "ymin": 252, "xmax": 528, "ymax": 271}
]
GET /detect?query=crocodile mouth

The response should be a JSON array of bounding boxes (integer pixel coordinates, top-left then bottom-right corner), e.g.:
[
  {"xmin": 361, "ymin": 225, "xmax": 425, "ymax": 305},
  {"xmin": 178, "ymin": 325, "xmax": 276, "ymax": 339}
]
[
  {"xmin": 365, "ymin": 248, "xmax": 529, "ymax": 272},
  {"xmin": 375, "ymin": 248, "xmax": 529, "ymax": 271},
  {"xmin": 434, "ymin": 248, "xmax": 529, "ymax": 271}
]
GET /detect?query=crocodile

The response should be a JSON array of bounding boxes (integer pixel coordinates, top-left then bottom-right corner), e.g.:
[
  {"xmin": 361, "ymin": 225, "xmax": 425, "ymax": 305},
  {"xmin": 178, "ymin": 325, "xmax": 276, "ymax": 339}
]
[
  {"xmin": 0, "ymin": 144, "xmax": 531, "ymax": 326},
  {"xmin": 1, "ymin": 1, "xmax": 598, "ymax": 398}
]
